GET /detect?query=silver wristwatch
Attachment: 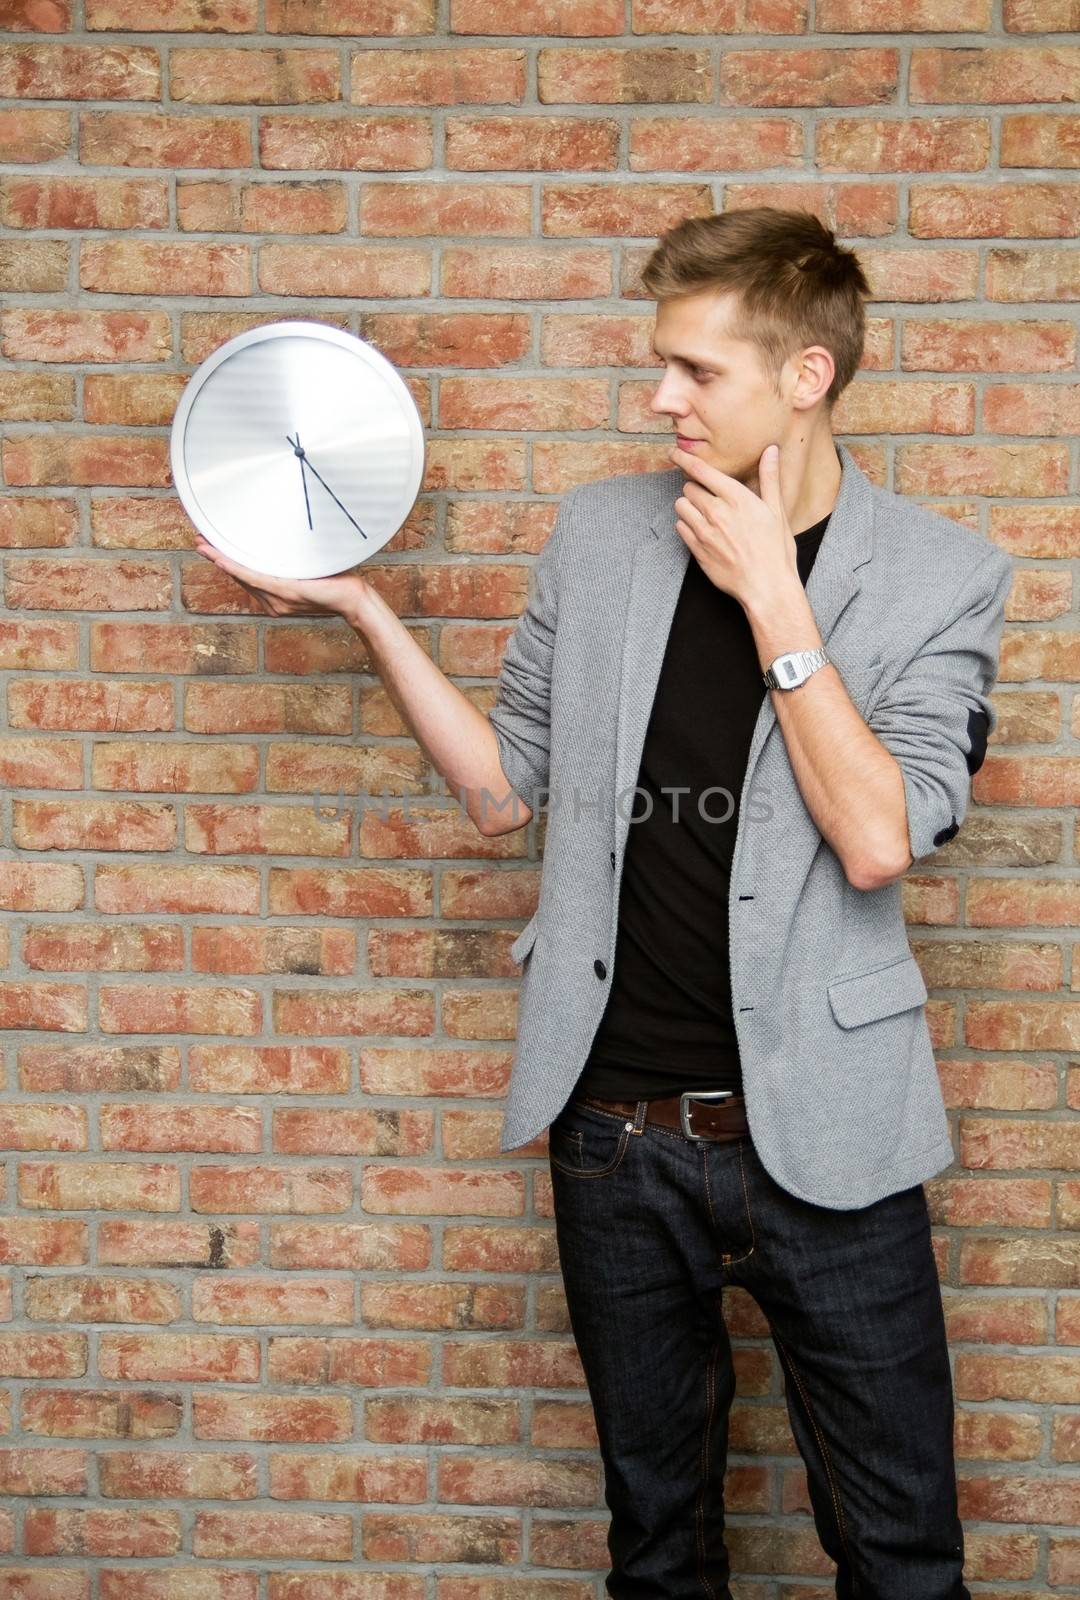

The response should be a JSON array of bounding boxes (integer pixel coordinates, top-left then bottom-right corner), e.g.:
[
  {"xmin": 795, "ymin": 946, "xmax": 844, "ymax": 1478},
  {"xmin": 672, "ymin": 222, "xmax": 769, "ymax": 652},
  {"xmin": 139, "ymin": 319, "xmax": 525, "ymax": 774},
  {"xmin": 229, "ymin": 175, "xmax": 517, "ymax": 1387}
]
[{"xmin": 762, "ymin": 646, "xmax": 829, "ymax": 691}]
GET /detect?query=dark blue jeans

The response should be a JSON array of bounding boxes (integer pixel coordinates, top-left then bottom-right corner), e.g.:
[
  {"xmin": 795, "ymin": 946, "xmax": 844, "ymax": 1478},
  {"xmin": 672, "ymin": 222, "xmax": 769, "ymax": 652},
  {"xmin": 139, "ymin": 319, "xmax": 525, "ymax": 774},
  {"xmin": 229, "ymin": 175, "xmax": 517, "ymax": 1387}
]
[{"xmin": 548, "ymin": 1097, "xmax": 969, "ymax": 1600}]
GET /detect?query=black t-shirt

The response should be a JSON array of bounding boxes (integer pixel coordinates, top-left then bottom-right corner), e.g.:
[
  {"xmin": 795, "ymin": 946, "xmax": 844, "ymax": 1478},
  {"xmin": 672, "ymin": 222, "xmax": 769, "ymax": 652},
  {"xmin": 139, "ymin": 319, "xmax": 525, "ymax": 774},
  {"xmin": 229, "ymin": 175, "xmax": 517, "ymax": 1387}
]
[{"xmin": 573, "ymin": 510, "xmax": 831, "ymax": 1101}]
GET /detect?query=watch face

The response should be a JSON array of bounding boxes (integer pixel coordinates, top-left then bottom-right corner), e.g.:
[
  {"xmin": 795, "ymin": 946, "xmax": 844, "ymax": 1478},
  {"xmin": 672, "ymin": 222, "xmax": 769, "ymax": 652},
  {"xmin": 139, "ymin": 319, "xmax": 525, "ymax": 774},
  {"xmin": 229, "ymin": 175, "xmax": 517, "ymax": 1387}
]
[{"xmin": 170, "ymin": 321, "xmax": 425, "ymax": 579}]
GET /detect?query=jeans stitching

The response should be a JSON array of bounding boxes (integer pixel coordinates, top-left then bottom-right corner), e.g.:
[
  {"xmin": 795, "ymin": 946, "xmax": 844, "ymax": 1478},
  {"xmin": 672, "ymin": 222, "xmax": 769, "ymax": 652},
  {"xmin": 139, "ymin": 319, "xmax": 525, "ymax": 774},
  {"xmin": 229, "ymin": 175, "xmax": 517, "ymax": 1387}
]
[
  {"xmin": 772, "ymin": 1331, "xmax": 856, "ymax": 1586},
  {"xmin": 695, "ymin": 1337, "xmax": 722, "ymax": 1600},
  {"xmin": 703, "ymin": 1139, "xmax": 755, "ymax": 1267},
  {"xmin": 549, "ymin": 1113, "xmax": 631, "ymax": 1178}
]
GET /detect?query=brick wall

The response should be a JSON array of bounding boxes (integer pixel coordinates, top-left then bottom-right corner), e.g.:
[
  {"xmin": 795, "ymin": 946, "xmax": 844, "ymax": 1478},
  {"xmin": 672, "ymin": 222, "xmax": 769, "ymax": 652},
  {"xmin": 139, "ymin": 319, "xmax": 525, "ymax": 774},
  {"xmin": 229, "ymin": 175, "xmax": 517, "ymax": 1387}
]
[{"xmin": 0, "ymin": 0, "xmax": 1078, "ymax": 1592}]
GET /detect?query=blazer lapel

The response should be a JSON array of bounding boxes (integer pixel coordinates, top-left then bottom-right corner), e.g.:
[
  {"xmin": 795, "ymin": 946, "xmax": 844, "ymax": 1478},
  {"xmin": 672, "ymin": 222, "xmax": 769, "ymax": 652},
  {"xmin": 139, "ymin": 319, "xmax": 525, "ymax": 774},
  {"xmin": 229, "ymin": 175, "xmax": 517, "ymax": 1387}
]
[{"xmin": 611, "ymin": 443, "xmax": 876, "ymax": 864}]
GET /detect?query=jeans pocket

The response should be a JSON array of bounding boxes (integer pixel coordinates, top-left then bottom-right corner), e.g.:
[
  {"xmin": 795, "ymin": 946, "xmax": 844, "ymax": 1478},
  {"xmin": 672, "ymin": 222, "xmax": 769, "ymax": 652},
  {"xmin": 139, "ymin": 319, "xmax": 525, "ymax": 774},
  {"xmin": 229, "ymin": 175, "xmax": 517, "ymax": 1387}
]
[{"xmin": 549, "ymin": 1102, "xmax": 632, "ymax": 1178}]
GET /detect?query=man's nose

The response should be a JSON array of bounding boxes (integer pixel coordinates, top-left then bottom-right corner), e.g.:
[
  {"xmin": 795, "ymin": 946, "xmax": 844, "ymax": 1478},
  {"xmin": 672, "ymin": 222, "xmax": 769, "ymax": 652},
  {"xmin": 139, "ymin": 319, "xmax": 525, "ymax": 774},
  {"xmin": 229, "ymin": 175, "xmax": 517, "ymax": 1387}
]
[{"xmin": 649, "ymin": 375, "xmax": 684, "ymax": 414}]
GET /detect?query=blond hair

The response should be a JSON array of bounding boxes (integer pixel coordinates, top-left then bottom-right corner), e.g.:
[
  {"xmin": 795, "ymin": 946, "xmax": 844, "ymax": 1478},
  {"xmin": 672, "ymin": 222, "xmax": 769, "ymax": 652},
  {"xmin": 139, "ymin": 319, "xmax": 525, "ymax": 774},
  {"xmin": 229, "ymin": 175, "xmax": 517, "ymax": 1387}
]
[{"xmin": 639, "ymin": 207, "xmax": 870, "ymax": 407}]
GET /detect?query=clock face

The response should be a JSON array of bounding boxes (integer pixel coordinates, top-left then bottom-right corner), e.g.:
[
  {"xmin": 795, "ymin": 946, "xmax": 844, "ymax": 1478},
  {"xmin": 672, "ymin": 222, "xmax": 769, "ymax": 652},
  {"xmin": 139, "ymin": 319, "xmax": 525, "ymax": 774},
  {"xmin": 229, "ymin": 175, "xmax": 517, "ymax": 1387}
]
[{"xmin": 170, "ymin": 321, "xmax": 425, "ymax": 580}]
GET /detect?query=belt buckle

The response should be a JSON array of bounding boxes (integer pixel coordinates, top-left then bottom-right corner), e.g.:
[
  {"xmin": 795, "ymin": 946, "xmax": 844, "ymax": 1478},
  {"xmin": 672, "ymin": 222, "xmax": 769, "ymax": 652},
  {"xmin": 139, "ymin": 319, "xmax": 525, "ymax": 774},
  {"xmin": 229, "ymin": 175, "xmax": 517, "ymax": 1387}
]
[{"xmin": 679, "ymin": 1089, "xmax": 734, "ymax": 1141}]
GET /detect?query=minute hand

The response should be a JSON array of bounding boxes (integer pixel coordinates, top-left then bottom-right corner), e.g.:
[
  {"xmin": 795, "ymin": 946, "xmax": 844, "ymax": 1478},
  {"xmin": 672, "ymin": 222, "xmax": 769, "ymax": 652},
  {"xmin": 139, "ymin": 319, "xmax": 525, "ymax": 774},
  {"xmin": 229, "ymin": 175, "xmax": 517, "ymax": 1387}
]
[{"xmin": 301, "ymin": 455, "xmax": 368, "ymax": 540}]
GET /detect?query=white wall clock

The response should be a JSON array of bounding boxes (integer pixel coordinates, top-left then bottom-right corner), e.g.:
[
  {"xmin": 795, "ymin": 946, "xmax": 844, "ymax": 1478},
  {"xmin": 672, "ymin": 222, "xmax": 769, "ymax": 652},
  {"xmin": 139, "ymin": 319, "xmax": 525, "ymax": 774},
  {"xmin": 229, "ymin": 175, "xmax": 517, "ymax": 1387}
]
[{"xmin": 170, "ymin": 320, "xmax": 426, "ymax": 580}]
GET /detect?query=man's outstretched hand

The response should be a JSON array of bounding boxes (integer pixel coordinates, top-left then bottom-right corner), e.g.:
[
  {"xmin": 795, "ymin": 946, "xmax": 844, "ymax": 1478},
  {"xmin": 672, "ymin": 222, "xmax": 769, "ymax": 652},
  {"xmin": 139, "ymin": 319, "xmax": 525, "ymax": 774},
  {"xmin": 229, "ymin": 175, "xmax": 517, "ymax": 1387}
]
[
  {"xmin": 192, "ymin": 535, "xmax": 374, "ymax": 625},
  {"xmin": 670, "ymin": 441, "xmax": 799, "ymax": 615}
]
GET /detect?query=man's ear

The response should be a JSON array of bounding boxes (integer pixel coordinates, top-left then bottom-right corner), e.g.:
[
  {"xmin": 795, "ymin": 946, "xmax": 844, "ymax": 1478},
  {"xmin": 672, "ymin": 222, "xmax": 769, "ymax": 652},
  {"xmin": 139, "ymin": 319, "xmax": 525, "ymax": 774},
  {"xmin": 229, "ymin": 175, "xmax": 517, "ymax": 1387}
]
[{"xmin": 791, "ymin": 344, "xmax": 835, "ymax": 411}]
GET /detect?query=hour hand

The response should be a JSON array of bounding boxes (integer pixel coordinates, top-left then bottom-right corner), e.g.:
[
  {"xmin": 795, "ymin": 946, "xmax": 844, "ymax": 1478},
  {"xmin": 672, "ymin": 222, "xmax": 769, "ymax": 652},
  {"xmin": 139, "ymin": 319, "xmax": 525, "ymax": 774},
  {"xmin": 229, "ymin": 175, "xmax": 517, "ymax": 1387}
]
[
  {"xmin": 299, "ymin": 452, "xmax": 368, "ymax": 541},
  {"xmin": 286, "ymin": 433, "xmax": 313, "ymax": 531}
]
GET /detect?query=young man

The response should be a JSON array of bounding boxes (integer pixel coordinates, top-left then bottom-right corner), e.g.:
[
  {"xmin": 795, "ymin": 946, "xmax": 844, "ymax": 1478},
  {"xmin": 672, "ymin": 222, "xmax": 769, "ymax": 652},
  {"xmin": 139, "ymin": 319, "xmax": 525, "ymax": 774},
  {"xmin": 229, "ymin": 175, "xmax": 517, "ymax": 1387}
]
[{"xmin": 193, "ymin": 207, "xmax": 1013, "ymax": 1598}]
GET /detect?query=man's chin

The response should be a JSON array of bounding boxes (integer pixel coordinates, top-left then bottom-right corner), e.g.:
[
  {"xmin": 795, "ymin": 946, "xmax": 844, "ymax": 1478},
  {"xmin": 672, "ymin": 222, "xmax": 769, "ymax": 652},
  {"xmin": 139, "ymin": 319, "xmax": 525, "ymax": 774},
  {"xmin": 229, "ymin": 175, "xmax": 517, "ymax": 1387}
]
[{"xmin": 705, "ymin": 454, "xmax": 755, "ymax": 485}]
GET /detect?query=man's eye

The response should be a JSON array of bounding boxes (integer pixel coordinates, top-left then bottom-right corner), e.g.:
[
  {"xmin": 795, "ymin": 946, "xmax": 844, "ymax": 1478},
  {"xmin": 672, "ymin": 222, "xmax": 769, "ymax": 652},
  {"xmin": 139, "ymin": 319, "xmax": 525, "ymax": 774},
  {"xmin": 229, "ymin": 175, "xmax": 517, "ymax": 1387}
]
[{"xmin": 690, "ymin": 368, "xmax": 712, "ymax": 381}]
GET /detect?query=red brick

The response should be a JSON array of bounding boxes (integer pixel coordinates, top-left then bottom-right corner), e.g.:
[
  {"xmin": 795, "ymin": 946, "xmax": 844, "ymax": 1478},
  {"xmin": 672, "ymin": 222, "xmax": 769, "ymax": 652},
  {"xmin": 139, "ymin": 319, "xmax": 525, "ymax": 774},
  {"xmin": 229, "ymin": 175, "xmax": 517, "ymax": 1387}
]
[
  {"xmin": 18, "ymin": 1043, "xmax": 179, "ymax": 1095},
  {"xmin": 720, "ymin": 48, "xmax": 899, "ymax": 106},
  {"xmin": 170, "ymin": 47, "xmax": 338, "ymax": 104},
  {"xmin": 259, "ymin": 116, "xmax": 432, "ymax": 171},
  {"xmin": 194, "ymin": 1508, "xmax": 351, "ymax": 1560},
  {"xmin": 0, "ymin": 3, "xmax": 70, "ymax": 30},
  {"xmin": 351, "ymin": 48, "xmax": 525, "ymax": 106},
  {"xmin": 985, "ymin": 382, "xmax": 1080, "ymax": 435},
  {"xmin": 3, "ymin": 433, "xmax": 170, "ymax": 488},
  {"xmin": 80, "ymin": 111, "xmax": 250, "ymax": 166},
  {"xmin": 818, "ymin": 116, "xmax": 988, "ymax": 172},
  {"xmin": 81, "ymin": 239, "xmax": 250, "ymax": 296},
  {"xmin": 178, "ymin": 178, "xmax": 347, "ymax": 236},
  {"xmin": 895, "ymin": 443, "xmax": 1068, "ymax": 498},
  {"xmin": 446, "ymin": 116, "xmax": 618, "ymax": 171},
  {"xmin": 362, "ymin": 1513, "xmax": 520, "ymax": 1565},
  {"xmin": 450, "ymin": 0, "xmax": 622, "ymax": 31},
  {"xmin": 269, "ymin": 1452, "xmax": 427, "ymax": 1503},
  {"xmin": 902, "ymin": 319, "xmax": 1076, "ymax": 372},
  {"xmin": 361, "ymin": 183, "xmax": 530, "ymax": 237},
  {"xmin": 0, "ymin": 107, "xmax": 72, "ymax": 163},
  {"xmin": 726, "ymin": 180, "xmax": 897, "ymax": 236},
  {"xmin": 911, "ymin": 46, "xmax": 1080, "ymax": 105},
  {"xmin": 437, "ymin": 1454, "xmax": 601, "ymax": 1508},
  {"xmin": 20, "ymin": 1162, "xmax": 178, "ymax": 1212},
  {"xmin": 193, "ymin": 1391, "xmax": 352, "ymax": 1441},
  {"xmin": 272, "ymin": 1108, "xmax": 432, "ymax": 1156},
  {"xmin": 24, "ymin": 1505, "xmax": 180, "ymax": 1557},
  {"xmin": 88, "ymin": 0, "xmax": 257, "ymax": 23},
  {"xmin": 258, "ymin": 242, "xmax": 431, "ymax": 297},
  {"xmin": 266, "ymin": 0, "xmax": 435, "ymax": 30},
  {"xmin": 1005, "ymin": 0, "xmax": 1078, "ymax": 26},
  {"xmin": 269, "ymin": 1224, "xmax": 431, "ymax": 1272},
  {"xmin": 189, "ymin": 1164, "xmax": 352, "ymax": 1215},
  {"xmin": 97, "ymin": 1221, "xmax": 258, "ymax": 1269},
  {"xmin": 1, "ymin": 308, "xmax": 168, "ymax": 366},
  {"xmin": 819, "ymin": 0, "xmax": 989, "ymax": 22},
  {"xmin": 630, "ymin": 115, "xmax": 801, "ymax": 172},
  {"xmin": 540, "ymin": 46, "xmax": 712, "ymax": 104},
  {"xmin": 632, "ymin": 0, "xmax": 807, "ymax": 27},
  {"xmin": 910, "ymin": 182, "xmax": 1080, "ymax": 238},
  {"xmin": 542, "ymin": 181, "xmax": 712, "ymax": 236},
  {"xmin": 0, "ymin": 43, "xmax": 159, "ymax": 99},
  {"xmin": 441, "ymin": 245, "xmax": 611, "ymax": 299},
  {"xmin": 0, "ymin": 175, "xmax": 168, "ymax": 230},
  {"xmin": 1002, "ymin": 112, "xmax": 1080, "ymax": 168},
  {"xmin": 362, "ymin": 1282, "xmax": 523, "ymax": 1331},
  {"xmin": 988, "ymin": 247, "xmax": 1080, "ymax": 301}
]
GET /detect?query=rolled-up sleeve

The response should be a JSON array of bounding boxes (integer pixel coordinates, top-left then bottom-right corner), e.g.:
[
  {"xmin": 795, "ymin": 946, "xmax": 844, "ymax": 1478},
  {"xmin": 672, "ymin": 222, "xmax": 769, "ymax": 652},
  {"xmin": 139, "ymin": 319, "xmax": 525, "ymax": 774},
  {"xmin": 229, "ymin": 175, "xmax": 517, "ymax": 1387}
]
[
  {"xmin": 869, "ymin": 548, "xmax": 1013, "ymax": 862},
  {"xmin": 488, "ymin": 484, "xmax": 581, "ymax": 813}
]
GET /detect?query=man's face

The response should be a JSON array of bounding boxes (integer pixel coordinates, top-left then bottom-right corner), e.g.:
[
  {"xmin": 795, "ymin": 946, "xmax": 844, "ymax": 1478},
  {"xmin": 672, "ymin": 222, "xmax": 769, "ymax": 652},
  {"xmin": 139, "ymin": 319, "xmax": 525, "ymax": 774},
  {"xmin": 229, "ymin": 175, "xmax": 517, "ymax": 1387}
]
[{"xmin": 648, "ymin": 290, "xmax": 798, "ymax": 484}]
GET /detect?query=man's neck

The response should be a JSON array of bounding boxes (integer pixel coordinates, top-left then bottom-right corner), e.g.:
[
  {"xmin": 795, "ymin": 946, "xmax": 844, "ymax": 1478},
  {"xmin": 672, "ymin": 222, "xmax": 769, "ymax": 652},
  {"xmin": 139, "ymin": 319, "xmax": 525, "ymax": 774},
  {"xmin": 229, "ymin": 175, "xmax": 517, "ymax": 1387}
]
[{"xmin": 746, "ymin": 431, "xmax": 842, "ymax": 536}]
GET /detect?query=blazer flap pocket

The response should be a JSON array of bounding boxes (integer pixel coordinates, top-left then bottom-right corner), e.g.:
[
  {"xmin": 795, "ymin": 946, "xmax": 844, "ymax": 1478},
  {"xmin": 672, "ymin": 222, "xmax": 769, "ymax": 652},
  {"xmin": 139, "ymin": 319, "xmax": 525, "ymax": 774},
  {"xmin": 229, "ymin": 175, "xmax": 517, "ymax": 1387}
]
[
  {"xmin": 509, "ymin": 915, "xmax": 540, "ymax": 965},
  {"xmin": 828, "ymin": 953, "xmax": 928, "ymax": 1029}
]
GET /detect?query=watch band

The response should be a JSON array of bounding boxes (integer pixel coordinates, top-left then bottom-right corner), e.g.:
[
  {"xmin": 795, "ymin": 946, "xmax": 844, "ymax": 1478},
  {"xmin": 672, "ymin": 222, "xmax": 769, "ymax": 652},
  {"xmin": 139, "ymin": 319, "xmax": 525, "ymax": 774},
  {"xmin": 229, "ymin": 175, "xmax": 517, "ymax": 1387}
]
[{"xmin": 762, "ymin": 645, "xmax": 829, "ymax": 691}]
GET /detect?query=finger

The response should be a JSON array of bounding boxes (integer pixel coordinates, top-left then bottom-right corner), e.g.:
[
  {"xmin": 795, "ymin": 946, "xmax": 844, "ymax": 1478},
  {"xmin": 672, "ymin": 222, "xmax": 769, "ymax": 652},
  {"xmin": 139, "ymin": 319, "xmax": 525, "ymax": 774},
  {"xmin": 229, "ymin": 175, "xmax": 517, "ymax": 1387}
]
[
  {"xmin": 757, "ymin": 443, "xmax": 785, "ymax": 517},
  {"xmin": 680, "ymin": 481, "xmax": 722, "ymax": 514},
  {"xmin": 670, "ymin": 445, "xmax": 743, "ymax": 505},
  {"xmin": 195, "ymin": 543, "xmax": 296, "ymax": 599},
  {"xmin": 674, "ymin": 495, "xmax": 710, "ymax": 540}
]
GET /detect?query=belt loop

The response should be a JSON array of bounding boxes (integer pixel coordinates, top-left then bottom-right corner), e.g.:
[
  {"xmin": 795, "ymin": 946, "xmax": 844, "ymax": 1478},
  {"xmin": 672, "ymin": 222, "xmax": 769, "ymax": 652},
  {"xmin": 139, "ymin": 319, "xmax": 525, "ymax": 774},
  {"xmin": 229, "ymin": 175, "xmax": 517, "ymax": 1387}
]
[{"xmin": 630, "ymin": 1098, "xmax": 648, "ymax": 1135}]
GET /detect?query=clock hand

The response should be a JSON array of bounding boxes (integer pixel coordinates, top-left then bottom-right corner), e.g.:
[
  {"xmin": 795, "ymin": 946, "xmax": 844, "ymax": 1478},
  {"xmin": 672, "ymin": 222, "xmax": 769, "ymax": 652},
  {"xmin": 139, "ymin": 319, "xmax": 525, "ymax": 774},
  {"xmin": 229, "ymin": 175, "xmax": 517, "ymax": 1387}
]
[
  {"xmin": 297, "ymin": 454, "xmax": 369, "ymax": 541},
  {"xmin": 286, "ymin": 434, "xmax": 314, "ymax": 531}
]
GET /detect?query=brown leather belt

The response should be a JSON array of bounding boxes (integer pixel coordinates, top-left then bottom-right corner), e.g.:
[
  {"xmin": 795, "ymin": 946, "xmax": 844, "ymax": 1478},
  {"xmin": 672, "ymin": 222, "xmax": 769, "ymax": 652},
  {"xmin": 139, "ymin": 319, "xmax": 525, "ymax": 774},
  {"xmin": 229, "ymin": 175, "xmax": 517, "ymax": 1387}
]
[{"xmin": 575, "ymin": 1091, "xmax": 749, "ymax": 1143}]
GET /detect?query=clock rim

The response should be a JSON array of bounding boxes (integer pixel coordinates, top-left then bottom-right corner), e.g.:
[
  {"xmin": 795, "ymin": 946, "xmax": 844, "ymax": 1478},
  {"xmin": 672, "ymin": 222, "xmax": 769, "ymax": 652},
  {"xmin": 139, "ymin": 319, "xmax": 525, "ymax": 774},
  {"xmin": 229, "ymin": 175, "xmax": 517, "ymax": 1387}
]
[{"xmin": 169, "ymin": 318, "xmax": 425, "ymax": 576}]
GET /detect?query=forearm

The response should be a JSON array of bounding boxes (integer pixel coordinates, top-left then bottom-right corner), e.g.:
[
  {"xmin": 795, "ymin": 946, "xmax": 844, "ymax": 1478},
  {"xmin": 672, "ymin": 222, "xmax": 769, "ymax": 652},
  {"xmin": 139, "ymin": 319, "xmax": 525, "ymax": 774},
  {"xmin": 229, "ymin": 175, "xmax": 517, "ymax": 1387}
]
[
  {"xmin": 744, "ymin": 581, "xmax": 912, "ymax": 888},
  {"xmin": 345, "ymin": 586, "xmax": 528, "ymax": 837}
]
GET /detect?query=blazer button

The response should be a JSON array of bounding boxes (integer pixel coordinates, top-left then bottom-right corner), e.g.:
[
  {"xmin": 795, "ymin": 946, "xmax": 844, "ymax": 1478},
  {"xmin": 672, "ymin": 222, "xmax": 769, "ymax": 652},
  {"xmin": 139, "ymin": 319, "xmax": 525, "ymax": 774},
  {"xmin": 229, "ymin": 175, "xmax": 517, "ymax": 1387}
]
[
  {"xmin": 609, "ymin": 850, "xmax": 615, "ymax": 870},
  {"xmin": 594, "ymin": 959, "xmax": 607, "ymax": 980}
]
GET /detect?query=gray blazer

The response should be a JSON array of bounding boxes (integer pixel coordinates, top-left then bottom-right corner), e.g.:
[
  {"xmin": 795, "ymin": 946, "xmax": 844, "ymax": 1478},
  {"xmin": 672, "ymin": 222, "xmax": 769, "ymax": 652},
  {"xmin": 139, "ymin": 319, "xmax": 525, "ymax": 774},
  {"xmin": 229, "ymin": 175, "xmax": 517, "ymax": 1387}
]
[{"xmin": 489, "ymin": 444, "xmax": 1013, "ymax": 1209}]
